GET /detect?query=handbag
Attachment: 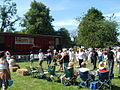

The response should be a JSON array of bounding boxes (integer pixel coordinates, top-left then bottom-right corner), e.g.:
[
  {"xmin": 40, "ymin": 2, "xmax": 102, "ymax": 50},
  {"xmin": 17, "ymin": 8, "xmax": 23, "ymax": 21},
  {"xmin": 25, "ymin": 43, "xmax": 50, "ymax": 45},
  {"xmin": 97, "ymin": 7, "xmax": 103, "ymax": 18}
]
[{"xmin": 8, "ymin": 80, "xmax": 14, "ymax": 86}]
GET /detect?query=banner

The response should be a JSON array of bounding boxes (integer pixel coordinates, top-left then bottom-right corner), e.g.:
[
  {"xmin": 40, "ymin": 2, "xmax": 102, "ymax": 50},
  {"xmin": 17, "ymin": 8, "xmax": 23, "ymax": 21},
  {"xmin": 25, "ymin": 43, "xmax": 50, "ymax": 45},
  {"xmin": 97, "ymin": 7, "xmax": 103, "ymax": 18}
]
[{"xmin": 15, "ymin": 37, "xmax": 34, "ymax": 44}]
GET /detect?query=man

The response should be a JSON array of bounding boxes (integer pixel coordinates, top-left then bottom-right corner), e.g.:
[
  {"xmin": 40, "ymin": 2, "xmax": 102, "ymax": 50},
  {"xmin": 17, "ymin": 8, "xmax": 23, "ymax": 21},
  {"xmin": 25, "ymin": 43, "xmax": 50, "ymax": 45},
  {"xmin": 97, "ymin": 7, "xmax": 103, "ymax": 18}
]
[
  {"xmin": 91, "ymin": 48, "xmax": 98, "ymax": 70},
  {"xmin": 68, "ymin": 48, "xmax": 75, "ymax": 62},
  {"xmin": 38, "ymin": 49, "xmax": 44, "ymax": 67},
  {"xmin": 106, "ymin": 47, "xmax": 115, "ymax": 77}
]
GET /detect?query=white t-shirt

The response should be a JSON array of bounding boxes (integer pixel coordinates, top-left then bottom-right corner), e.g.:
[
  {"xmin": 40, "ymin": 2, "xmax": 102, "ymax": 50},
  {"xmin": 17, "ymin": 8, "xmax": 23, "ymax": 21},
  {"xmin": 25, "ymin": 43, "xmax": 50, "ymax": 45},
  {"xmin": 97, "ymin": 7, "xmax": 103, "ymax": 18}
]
[
  {"xmin": 0, "ymin": 58, "xmax": 7, "ymax": 69},
  {"xmin": 30, "ymin": 54, "xmax": 34, "ymax": 60},
  {"xmin": 38, "ymin": 52, "xmax": 44, "ymax": 61},
  {"xmin": 69, "ymin": 51, "xmax": 75, "ymax": 61},
  {"xmin": 79, "ymin": 67, "xmax": 90, "ymax": 72},
  {"xmin": 117, "ymin": 52, "xmax": 120, "ymax": 61},
  {"xmin": 78, "ymin": 52, "xmax": 85, "ymax": 60},
  {"xmin": 8, "ymin": 59, "xmax": 15, "ymax": 67},
  {"xmin": 98, "ymin": 51, "xmax": 103, "ymax": 56}
]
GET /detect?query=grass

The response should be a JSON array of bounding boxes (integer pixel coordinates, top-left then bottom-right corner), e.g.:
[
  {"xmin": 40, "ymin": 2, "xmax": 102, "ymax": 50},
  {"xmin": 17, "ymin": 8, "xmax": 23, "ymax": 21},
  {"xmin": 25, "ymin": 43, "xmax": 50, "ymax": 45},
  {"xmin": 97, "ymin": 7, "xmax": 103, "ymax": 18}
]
[{"xmin": 8, "ymin": 60, "xmax": 120, "ymax": 90}]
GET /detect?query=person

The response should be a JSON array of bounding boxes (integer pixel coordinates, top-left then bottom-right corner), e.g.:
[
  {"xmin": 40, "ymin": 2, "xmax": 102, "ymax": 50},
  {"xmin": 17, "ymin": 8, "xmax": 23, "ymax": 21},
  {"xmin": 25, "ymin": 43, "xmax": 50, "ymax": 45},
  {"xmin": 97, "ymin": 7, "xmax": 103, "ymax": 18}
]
[
  {"xmin": 57, "ymin": 50, "xmax": 63, "ymax": 71},
  {"xmin": 78, "ymin": 62, "xmax": 95, "ymax": 80},
  {"xmin": 46, "ymin": 49, "xmax": 52, "ymax": 67},
  {"xmin": 5, "ymin": 51, "xmax": 11, "ymax": 62},
  {"xmin": 97, "ymin": 61, "xmax": 108, "ymax": 72},
  {"xmin": 38, "ymin": 49, "xmax": 44, "ymax": 67},
  {"xmin": 30, "ymin": 51, "xmax": 34, "ymax": 67},
  {"xmin": 60, "ymin": 62, "xmax": 76, "ymax": 84},
  {"xmin": 106, "ymin": 47, "xmax": 115, "ymax": 77},
  {"xmin": 68, "ymin": 48, "xmax": 75, "ymax": 62},
  {"xmin": 97, "ymin": 49, "xmax": 104, "ymax": 63},
  {"xmin": 0, "ymin": 51, "xmax": 11, "ymax": 90},
  {"xmin": 60, "ymin": 49, "xmax": 69, "ymax": 69},
  {"xmin": 116, "ymin": 47, "xmax": 120, "ymax": 77},
  {"xmin": 91, "ymin": 48, "xmax": 98, "ymax": 70},
  {"xmin": 78, "ymin": 48, "xmax": 86, "ymax": 67},
  {"xmin": 8, "ymin": 56, "xmax": 20, "ymax": 69},
  {"xmin": 53, "ymin": 50, "xmax": 58, "ymax": 65}
]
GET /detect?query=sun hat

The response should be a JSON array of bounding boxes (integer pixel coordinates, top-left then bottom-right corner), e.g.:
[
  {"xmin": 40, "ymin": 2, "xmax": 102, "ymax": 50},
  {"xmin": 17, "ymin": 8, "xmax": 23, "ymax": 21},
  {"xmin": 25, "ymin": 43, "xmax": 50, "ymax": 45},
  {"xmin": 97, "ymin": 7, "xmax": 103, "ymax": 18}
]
[
  {"xmin": 68, "ymin": 62, "xmax": 74, "ymax": 67},
  {"xmin": 98, "ymin": 62, "xmax": 106, "ymax": 70}
]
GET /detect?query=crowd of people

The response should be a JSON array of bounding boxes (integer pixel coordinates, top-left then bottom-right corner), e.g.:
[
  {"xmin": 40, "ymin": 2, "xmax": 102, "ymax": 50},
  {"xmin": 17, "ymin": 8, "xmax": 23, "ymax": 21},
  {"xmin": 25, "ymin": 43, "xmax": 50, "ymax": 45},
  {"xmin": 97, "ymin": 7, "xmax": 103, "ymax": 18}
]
[
  {"xmin": 30, "ymin": 47, "xmax": 120, "ymax": 78},
  {"xmin": 0, "ymin": 46, "xmax": 120, "ymax": 89}
]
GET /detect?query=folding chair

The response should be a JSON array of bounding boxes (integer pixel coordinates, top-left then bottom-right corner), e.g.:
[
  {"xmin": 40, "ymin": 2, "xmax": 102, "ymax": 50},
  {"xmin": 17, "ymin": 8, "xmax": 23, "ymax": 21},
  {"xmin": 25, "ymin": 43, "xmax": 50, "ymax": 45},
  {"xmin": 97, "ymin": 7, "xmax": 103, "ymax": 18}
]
[
  {"xmin": 97, "ymin": 71, "xmax": 112, "ymax": 90},
  {"xmin": 25, "ymin": 66, "xmax": 39, "ymax": 78},
  {"xmin": 47, "ymin": 66, "xmax": 61, "ymax": 82},
  {"xmin": 78, "ymin": 71, "xmax": 93, "ymax": 88},
  {"xmin": 37, "ymin": 66, "xmax": 47, "ymax": 79},
  {"xmin": 61, "ymin": 67, "xmax": 76, "ymax": 86}
]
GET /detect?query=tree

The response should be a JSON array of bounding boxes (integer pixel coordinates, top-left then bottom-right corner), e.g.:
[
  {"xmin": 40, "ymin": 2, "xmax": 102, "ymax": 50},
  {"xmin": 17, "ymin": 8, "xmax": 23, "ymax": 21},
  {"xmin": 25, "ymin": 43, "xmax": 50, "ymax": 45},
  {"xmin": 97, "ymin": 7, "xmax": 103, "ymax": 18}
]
[
  {"xmin": 0, "ymin": 0, "xmax": 19, "ymax": 32},
  {"xmin": 21, "ymin": 0, "xmax": 55, "ymax": 35},
  {"xmin": 77, "ymin": 7, "xmax": 119, "ymax": 48},
  {"xmin": 56, "ymin": 28, "xmax": 71, "ymax": 48}
]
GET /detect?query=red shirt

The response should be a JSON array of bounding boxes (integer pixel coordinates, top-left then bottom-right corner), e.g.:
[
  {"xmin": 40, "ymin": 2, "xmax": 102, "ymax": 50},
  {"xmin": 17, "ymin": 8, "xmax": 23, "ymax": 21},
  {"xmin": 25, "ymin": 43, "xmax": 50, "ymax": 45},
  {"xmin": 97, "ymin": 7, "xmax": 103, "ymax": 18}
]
[{"xmin": 99, "ymin": 68, "xmax": 107, "ymax": 72}]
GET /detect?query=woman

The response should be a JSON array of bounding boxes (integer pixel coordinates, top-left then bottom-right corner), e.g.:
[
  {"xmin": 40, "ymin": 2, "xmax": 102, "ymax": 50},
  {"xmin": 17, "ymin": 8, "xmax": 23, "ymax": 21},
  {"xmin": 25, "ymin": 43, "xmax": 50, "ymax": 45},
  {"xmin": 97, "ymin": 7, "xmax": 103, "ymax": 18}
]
[
  {"xmin": 0, "ymin": 51, "xmax": 11, "ymax": 90},
  {"xmin": 46, "ymin": 49, "xmax": 52, "ymax": 67},
  {"xmin": 78, "ymin": 48, "xmax": 86, "ymax": 67},
  {"xmin": 97, "ymin": 61, "xmax": 108, "ymax": 72}
]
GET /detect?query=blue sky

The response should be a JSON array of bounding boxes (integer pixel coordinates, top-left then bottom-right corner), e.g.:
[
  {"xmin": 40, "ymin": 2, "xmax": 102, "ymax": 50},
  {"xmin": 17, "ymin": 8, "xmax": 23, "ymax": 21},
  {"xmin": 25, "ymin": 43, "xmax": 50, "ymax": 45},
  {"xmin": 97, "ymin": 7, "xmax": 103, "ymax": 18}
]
[{"xmin": 0, "ymin": 0, "xmax": 120, "ymax": 38}]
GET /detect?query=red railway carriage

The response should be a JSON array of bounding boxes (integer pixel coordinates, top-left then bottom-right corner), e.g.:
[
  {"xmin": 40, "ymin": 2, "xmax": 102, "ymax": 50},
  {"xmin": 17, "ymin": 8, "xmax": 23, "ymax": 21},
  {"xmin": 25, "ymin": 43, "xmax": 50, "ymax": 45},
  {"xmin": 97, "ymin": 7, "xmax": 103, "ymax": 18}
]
[{"xmin": 0, "ymin": 32, "xmax": 62, "ymax": 55}]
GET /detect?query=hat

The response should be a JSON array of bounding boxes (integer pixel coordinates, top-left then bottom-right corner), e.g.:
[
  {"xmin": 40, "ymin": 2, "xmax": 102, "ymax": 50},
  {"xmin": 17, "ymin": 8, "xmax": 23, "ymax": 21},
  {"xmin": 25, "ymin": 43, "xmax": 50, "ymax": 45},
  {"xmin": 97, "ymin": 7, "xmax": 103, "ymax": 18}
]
[
  {"xmin": 68, "ymin": 62, "xmax": 74, "ymax": 67},
  {"xmin": 47, "ymin": 49, "xmax": 51, "ymax": 52},
  {"xmin": 69, "ymin": 48, "xmax": 73, "ymax": 51},
  {"xmin": 99, "ymin": 62, "xmax": 106, "ymax": 69},
  {"xmin": 62, "ymin": 48, "xmax": 67, "ymax": 52}
]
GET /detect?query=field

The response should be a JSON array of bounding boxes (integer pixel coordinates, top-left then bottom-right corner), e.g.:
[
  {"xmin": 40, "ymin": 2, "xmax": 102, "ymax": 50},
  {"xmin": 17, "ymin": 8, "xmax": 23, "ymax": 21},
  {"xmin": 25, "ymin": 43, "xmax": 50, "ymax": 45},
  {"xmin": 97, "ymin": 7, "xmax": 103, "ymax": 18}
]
[{"xmin": 8, "ymin": 60, "xmax": 120, "ymax": 90}]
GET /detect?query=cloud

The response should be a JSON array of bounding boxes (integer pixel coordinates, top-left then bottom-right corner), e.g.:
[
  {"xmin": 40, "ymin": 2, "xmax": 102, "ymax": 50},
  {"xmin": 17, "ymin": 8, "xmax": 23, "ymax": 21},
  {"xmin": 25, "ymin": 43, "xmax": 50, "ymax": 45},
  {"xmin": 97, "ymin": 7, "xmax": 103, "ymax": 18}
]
[
  {"xmin": 52, "ymin": 19, "xmax": 78, "ymax": 26},
  {"xmin": 50, "ymin": 0, "xmax": 70, "ymax": 11}
]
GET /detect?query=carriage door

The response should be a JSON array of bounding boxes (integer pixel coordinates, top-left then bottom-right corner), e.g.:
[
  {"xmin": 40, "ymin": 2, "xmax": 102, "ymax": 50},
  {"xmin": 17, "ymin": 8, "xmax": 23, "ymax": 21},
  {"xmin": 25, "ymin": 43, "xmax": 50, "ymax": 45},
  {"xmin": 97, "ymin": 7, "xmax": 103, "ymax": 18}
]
[{"xmin": 0, "ymin": 36, "xmax": 5, "ymax": 51}]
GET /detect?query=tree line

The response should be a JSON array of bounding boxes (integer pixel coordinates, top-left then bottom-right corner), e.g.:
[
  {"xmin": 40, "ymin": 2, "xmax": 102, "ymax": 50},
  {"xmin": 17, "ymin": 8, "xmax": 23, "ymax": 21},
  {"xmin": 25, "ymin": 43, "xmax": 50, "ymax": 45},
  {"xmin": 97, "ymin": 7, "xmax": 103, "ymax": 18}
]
[{"xmin": 0, "ymin": 0, "xmax": 119, "ymax": 48}]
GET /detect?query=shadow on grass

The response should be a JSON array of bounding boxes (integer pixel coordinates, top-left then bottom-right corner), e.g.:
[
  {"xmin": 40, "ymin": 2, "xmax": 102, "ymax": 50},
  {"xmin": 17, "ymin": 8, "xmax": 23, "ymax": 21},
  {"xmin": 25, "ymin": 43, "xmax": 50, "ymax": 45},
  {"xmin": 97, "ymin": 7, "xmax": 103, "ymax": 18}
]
[{"xmin": 112, "ymin": 85, "xmax": 120, "ymax": 90}]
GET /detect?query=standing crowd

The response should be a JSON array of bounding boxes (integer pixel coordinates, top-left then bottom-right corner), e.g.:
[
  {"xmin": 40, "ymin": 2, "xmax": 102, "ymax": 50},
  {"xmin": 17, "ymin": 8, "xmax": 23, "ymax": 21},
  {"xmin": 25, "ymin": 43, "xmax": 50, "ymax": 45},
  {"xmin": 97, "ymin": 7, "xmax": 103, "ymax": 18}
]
[{"xmin": 31, "ymin": 47, "xmax": 120, "ymax": 78}]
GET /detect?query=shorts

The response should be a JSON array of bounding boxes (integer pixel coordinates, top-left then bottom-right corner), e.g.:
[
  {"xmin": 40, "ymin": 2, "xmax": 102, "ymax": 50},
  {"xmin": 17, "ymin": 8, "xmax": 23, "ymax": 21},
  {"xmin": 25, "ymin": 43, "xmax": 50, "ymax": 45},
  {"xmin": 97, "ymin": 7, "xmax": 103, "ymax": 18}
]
[
  {"xmin": 30, "ymin": 59, "xmax": 34, "ymax": 63},
  {"xmin": 0, "ymin": 80, "xmax": 8, "ymax": 89},
  {"xmin": 47, "ymin": 60, "xmax": 51, "ymax": 65}
]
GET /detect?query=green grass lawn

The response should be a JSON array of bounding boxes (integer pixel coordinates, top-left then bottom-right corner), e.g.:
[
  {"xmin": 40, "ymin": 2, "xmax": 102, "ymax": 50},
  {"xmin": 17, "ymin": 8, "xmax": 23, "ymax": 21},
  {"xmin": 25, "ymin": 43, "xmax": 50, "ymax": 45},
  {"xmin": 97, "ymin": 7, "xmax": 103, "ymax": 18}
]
[{"xmin": 8, "ymin": 60, "xmax": 120, "ymax": 90}]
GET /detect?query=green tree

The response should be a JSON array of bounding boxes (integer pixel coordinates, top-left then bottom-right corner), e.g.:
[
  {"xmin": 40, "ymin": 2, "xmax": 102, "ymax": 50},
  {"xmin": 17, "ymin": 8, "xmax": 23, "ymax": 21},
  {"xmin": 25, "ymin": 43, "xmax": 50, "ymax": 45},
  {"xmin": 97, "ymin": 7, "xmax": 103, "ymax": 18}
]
[
  {"xmin": 56, "ymin": 28, "xmax": 71, "ymax": 48},
  {"xmin": 21, "ymin": 0, "xmax": 54, "ymax": 35},
  {"xmin": 77, "ymin": 7, "xmax": 119, "ymax": 48},
  {"xmin": 0, "ymin": 0, "xmax": 19, "ymax": 32}
]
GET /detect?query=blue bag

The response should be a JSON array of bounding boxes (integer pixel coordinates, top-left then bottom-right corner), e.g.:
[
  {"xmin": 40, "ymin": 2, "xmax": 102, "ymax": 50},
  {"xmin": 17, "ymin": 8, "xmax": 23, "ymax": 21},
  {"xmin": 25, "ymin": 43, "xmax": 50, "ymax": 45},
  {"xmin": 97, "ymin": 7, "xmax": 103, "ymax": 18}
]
[
  {"xmin": 89, "ymin": 81, "xmax": 100, "ymax": 89},
  {"xmin": 8, "ymin": 80, "xmax": 14, "ymax": 86}
]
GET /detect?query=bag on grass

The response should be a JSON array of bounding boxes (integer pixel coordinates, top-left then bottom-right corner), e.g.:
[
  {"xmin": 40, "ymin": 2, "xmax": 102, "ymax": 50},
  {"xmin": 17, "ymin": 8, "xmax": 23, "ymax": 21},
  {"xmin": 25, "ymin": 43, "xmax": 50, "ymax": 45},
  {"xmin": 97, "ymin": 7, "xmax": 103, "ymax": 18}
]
[
  {"xmin": 8, "ymin": 80, "xmax": 14, "ymax": 86},
  {"xmin": 89, "ymin": 81, "xmax": 100, "ymax": 89}
]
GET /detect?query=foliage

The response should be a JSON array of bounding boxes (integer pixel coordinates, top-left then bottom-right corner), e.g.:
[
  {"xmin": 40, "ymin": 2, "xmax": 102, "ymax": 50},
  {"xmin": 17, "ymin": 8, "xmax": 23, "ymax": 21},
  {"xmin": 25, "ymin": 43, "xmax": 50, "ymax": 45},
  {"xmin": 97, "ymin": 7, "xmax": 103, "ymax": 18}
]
[
  {"xmin": 21, "ymin": 0, "xmax": 55, "ymax": 35},
  {"xmin": 77, "ymin": 7, "xmax": 119, "ymax": 48},
  {"xmin": 0, "ymin": 0, "xmax": 20, "ymax": 32},
  {"xmin": 56, "ymin": 28, "xmax": 71, "ymax": 48}
]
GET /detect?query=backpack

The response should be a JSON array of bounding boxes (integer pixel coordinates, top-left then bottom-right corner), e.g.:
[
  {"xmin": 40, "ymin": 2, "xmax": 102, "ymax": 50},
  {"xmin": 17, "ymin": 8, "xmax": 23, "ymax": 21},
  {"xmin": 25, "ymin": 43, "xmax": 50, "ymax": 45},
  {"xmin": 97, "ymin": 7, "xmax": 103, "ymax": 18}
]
[{"xmin": 89, "ymin": 81, "xmax": 100, "ymax": 89}]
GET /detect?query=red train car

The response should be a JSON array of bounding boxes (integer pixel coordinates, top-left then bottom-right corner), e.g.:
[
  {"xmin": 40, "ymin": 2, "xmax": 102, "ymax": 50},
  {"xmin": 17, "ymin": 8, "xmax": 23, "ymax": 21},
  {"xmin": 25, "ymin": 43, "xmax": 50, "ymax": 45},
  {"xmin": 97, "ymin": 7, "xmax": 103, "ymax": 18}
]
[{"xmin": 0, "ymin": 32, "xmax": 62, "ymax": 55}]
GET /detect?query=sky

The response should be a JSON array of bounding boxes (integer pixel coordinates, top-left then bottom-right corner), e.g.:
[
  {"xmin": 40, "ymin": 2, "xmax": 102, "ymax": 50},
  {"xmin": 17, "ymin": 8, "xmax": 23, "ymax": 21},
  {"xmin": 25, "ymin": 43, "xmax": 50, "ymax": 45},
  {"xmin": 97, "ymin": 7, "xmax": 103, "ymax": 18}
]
[{"xmin": 0, "ymin": 0, "xmax": 120, "ymax": 39}]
